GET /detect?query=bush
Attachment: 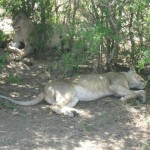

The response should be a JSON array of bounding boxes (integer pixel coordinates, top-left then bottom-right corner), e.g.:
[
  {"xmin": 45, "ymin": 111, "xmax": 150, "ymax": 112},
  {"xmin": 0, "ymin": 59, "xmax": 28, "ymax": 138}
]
[{"xmin": 137, "ymin": 49, "xmax": 150, "ymax": 70}]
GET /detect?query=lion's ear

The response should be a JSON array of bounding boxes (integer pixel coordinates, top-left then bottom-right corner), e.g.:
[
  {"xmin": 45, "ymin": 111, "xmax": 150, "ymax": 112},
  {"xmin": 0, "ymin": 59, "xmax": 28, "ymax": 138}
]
[{"xmin": 129, "ymin": 65, "xmax": 136, "ymax": 72}]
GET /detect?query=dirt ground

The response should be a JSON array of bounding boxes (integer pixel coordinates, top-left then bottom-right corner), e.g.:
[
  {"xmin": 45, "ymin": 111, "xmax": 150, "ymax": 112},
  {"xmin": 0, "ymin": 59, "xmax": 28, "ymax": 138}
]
[{"xmin": 0, "ymin": 58, "xmax": 150, "ymax": 150}]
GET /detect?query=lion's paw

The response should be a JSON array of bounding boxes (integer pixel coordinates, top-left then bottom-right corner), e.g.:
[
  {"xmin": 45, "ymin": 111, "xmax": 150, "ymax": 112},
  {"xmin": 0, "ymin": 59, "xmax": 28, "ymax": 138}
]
[
  {"xmin": 61, "ymin": 107, "xmax": 79, "ymax": 117},
  {"xmin": 138, "ymin": 90, "xmax": 146, "ymax": 102}
]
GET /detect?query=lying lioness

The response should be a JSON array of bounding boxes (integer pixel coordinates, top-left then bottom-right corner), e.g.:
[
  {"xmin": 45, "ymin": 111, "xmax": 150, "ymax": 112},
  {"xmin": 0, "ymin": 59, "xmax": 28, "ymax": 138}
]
[{"xmin": 0, "ymin": 66, "xmax": 146, "ymax": 117}]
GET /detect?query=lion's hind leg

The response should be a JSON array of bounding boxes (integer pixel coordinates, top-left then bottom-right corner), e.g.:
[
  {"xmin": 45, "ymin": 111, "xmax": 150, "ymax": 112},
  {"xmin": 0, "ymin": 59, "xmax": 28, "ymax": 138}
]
[
  {"xmin": 50, "ymin": 105, "xmax": 79, "ymax": 117},
  {"xmin": 50, "ymin": 97, "xmax": 79, "ymax": 117}
]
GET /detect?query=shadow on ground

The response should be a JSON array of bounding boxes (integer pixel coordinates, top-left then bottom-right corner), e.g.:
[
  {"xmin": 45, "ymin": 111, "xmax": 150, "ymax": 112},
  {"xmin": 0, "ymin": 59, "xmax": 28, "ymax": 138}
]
[{"xmin": 0, "ymin": 97, "xmax": 149, "ymax": 150}]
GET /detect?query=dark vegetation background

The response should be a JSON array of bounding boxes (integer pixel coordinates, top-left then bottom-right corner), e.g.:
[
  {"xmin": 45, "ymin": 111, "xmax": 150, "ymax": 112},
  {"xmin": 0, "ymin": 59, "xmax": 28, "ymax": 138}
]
[{"xmin": 0, "ymin": 0, "xmax": 150, "ymax": 72}]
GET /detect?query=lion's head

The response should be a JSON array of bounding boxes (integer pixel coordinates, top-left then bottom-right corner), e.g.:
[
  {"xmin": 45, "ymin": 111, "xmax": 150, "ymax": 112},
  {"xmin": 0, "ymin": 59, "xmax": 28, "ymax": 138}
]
[
  {"xmin": 12, "ymin": 13, "xmax": 29, "ymax": 31},
  {"xmin": 127, "ymin": 66, "xmax": 145, "ymax": 90}
]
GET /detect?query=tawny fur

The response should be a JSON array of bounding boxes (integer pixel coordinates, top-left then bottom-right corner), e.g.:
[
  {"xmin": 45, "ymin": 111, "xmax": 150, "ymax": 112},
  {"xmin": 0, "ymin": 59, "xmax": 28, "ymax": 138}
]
[{"xmin": 0, "ymin": 67, "xmax": 146, "ymax": 117}]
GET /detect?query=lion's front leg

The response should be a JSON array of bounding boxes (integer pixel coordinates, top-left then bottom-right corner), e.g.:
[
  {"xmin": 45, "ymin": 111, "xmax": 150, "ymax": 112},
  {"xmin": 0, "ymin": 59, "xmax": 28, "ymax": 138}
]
[
  {"xmin": 6, "ymin": 41, "xmax": 24, "ymax": 61},
  {"xmin": 21, "ymin": 40, "xmax": 33, "ymax": 58},
  {"xmin": 109, "ymin": 85, "xmax": 146, "ymax": 102},
  {"xmin": 134, "ymin": 90, "xmax": 146, "ymax": 102},
  {"xmin": 120, "ymin": 90, "xmax": 146, "ymax": 102},
  {"xmin": 7, "ymin": 41, "xmax": 22, "ymax": 54},
  {"xmin": 7, "ymin": 39, "xmax": 33, "ymax": 59},
  {"xmin": 7, "ymin": 32, "xmax": 23, "ymax": 54}
]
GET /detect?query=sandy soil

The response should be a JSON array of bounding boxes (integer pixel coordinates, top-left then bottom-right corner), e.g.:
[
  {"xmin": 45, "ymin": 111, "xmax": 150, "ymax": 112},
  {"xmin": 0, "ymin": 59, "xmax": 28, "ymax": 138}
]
[{"xmin": 0, "ymin": 59, "xmax": 149, "ymax": 150}]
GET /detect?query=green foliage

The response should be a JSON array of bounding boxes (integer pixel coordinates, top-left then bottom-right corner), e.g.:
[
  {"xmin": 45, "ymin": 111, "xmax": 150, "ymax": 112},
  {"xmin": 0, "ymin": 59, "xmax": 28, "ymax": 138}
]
[
  {"xmin": 33, "ymin": 23, "xmax": 53, "ymax": 58},
  {"xmin": 62, "ymin": 50, "xmax": 88, "ymax": 71},
  {"xmin": 0, "ymin": 0, "xmax": 17, "ymax": 14},
  {"xmin": 137, "ymin": 49, "xmax": 150, "ymax": 70},
  {"xmin": 0, "ymin": 52, "xmax": 8, "ymax": 70},
  {"xmin": 0, "ymin": 31, "xmax": 7, "ymax": 42},
  {"xmin": 0, "ymin": 0, "xmax": 33, "ymax": 15},
  {"xmin": 74, "ymin": 23, "xmax": 102, "ymax": 51},
  {"xmin": 7, "ymin": 74, "xmax": 22, "ymax": 84},
  {"xmin": 0, "ymin": 31, "xmax": 8, "ymax": 50},
  {"xmin": 62, "ymin": 22, "xmax": 107, "ymax": 71},
  {"xmin": 0, "ymin": 0, "xmax": 149, "ymax": 71}
]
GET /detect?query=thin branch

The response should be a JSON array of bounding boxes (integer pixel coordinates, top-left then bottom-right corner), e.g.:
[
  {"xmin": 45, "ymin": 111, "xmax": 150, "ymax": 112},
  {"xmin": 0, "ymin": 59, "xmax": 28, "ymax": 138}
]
[{"xmin": 52, "ymin": 0, "xmax": 71, "ymax": 13}]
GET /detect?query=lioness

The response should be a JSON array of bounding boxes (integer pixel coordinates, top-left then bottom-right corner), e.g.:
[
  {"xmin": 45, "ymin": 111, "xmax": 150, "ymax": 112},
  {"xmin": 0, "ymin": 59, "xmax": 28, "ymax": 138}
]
[
  {"xmin": 7, "ymin": 12, "xmax": 33, "ymax": 58},
  {"xmin": 0, "ymin": 67, "xmax": 146, "ymax": 117}
]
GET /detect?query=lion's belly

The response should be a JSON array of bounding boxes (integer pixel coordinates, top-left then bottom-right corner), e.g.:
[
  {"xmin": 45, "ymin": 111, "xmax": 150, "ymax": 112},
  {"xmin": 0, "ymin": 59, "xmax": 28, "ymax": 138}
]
[{"xmin": 75, "ymin": 86, "xmax": 111, "ymax": 101}]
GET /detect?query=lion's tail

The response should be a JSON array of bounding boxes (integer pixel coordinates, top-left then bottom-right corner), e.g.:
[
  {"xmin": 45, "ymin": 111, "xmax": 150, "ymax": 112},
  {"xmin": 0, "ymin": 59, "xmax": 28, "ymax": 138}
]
[{"xmin": 0, "ymin": 93, "xmax": 44, "ymax": 106}]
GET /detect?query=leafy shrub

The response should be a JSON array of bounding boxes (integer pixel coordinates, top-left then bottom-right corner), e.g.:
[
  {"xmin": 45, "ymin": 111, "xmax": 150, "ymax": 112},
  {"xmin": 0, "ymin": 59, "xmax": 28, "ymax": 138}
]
[
  {"xmin": 0, "ymin": 31, "xmax": 8, "ymax": 48},
  {"xmin": 137, "ymin": 49, "xmax": 150, "ymax": 70}
]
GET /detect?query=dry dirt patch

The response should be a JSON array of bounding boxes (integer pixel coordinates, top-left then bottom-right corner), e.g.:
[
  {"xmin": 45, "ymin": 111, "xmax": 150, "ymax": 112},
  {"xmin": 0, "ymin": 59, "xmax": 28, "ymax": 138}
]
[{"xmin": 0, "ymin": 60, "xmax": 149, "ymax": 150}]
